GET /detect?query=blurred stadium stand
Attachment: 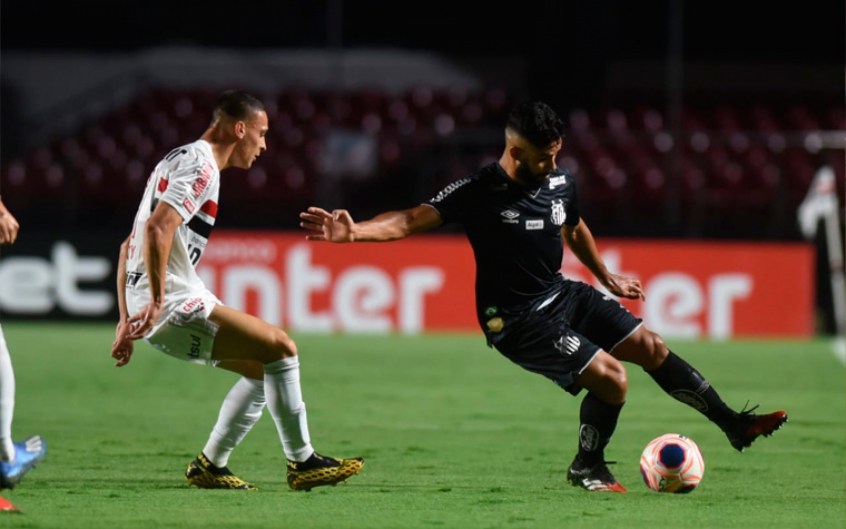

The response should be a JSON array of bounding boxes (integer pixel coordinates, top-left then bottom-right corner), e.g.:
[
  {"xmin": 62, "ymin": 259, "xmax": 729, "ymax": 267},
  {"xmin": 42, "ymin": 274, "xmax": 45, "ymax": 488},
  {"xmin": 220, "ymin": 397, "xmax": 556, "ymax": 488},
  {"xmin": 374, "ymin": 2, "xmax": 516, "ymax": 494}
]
[{"xmin": 1, "ymin": 50, "xmax": 843, "ymax": 241}]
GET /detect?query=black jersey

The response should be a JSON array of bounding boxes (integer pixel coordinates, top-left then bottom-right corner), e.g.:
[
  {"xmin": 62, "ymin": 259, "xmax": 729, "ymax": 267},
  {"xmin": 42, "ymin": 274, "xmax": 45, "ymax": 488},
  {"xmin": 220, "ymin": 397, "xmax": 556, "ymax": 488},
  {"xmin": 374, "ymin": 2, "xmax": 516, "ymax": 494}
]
[{"xmin": 425, "ymin": 162, "xmax": 580, "ymax": 325}]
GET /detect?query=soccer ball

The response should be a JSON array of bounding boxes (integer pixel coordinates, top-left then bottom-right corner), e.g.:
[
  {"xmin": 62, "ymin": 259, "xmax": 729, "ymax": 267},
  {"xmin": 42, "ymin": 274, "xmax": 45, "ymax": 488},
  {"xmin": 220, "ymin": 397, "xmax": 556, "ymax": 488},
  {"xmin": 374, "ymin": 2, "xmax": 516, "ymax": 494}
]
[{"xmin": 640, "ymin": 433, "xmax": 705, "ymax": 493}]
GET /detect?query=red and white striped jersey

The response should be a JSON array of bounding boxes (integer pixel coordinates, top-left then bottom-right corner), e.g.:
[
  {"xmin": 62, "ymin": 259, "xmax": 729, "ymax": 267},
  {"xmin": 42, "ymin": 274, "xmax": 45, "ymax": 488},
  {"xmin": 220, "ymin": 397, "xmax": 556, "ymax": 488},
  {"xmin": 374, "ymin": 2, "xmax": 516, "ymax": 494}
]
[{"xmin": 125, "ymin": 139, "xmax": 219, "ymax": 298}]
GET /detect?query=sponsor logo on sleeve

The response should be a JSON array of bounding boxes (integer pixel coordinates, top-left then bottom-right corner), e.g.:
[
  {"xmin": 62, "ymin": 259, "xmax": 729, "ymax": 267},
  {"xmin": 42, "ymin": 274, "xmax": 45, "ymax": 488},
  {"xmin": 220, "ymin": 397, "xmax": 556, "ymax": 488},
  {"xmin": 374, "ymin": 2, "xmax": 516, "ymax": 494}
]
[
  {"xmin": 192, "ymin": 165, "xmax": 213, "ymax": 198},
  {"xmin": 182, "ymin": 197, "xmax": 196, "ymax": 214}
]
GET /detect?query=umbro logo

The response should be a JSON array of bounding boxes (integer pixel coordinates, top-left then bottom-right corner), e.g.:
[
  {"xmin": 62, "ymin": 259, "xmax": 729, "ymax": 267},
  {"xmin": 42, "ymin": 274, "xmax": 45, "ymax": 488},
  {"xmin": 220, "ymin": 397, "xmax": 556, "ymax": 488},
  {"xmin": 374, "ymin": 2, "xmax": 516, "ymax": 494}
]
[{"xmin": 501, "ymin": 210, "xmax": 520, "ymax": 224}]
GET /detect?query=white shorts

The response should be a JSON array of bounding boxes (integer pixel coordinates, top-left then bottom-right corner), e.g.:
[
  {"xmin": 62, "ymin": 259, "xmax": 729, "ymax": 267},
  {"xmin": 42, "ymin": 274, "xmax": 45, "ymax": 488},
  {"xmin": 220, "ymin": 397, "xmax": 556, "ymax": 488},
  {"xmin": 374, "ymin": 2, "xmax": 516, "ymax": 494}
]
[{"xmin": 127, "ymin": 286, "xmax": 222, "ymax": 367}]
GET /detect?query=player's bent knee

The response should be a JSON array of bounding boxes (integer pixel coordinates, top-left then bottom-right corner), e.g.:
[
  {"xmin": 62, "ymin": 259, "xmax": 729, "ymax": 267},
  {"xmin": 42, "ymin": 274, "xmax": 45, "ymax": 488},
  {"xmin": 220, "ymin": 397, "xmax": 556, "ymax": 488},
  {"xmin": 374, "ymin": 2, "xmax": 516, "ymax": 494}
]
[
  {"xmin": 644, "ymin": 329, "xmax": 668, "ymax": 369},
  {"xmin": 598, "ymin": 378, "xmax": 626, "ymax": 405},
  {"xmin": 626, "ymin": 326, "xmax": 669, "ymax": 370},
  {"xmin": 595, "ymin": 358, "xmax": 627, "ymax": 404},
  {"xmin": 270, "ymin": 328, "xmax": 298, "ymax": 359},
  {"xmin": 608, "ymin": 363, "xmax": 628, "ymax": 403}
]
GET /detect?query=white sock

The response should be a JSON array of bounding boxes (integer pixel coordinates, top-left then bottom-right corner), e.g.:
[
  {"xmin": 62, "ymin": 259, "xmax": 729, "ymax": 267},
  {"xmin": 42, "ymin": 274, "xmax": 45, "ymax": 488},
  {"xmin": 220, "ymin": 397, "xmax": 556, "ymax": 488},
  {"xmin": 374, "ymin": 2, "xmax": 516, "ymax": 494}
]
[
  {"xmin": 264, "ymin": 356, "xmax": 313, "ymax": 462},
  {"xmin": 202, "ymin": 376, "xmax": 266, "ymax": 468},
  {"xmin": 0, "ymin": 326, "xmax": 16, "ymax": 462}
]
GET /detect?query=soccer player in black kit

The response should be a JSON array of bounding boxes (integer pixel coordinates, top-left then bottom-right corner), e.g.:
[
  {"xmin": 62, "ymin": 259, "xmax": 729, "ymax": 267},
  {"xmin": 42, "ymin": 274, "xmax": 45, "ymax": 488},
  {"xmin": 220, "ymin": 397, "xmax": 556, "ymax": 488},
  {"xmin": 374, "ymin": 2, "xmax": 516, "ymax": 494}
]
[{"xmin": 299, "ymin": 101, "xmax": 787, "ymax": 492}]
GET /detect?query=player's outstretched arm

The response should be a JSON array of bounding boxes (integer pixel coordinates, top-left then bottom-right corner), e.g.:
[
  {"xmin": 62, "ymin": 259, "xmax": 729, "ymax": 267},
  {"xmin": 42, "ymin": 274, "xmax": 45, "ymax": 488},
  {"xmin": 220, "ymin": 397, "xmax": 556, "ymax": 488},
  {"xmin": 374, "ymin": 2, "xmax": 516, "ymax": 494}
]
[
  {"xmin": 562, "ymin": 219, "xmax": 645, "ymax": 300},
  {"xmin": 300, "ymin": 205, "xmax": 442, "ymax": 243}
]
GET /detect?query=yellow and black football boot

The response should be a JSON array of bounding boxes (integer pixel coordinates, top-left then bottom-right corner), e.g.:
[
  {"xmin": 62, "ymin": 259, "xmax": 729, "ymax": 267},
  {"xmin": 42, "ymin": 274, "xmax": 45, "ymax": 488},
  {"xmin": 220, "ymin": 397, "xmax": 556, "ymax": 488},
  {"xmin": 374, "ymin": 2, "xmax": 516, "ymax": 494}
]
[
  {"xmin": 185, "ymin": 452, "xmax": 256, "ymax": 490},
  {"xmin": 286, "ymin": 452, "xmax": 364, "ymax": 491}
]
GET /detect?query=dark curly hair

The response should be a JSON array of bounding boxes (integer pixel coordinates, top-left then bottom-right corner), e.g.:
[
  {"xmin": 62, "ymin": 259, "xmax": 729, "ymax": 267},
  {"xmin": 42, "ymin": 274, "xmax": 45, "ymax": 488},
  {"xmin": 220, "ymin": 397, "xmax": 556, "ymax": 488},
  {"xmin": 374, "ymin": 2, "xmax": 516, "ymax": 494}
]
[{"xmin": 506, "ymin": 101, "xmax": 566, "ymax": 148}]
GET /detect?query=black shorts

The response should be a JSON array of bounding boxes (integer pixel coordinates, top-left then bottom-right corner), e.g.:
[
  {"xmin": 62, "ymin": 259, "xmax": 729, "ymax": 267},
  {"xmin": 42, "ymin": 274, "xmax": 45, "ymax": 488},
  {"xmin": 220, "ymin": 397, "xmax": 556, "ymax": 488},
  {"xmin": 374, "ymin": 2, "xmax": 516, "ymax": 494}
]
[{"xmin": 487, "ymin": 280, "xmax": 642, "ymax": 395}]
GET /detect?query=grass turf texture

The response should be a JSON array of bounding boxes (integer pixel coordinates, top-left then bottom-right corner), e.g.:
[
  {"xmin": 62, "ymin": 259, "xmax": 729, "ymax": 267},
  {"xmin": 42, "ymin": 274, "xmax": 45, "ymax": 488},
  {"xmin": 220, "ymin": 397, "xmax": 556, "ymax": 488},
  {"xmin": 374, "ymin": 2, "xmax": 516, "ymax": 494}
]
[{"xmin": 1, "ymin": 322, "xmax": 844, "ymax": 529}]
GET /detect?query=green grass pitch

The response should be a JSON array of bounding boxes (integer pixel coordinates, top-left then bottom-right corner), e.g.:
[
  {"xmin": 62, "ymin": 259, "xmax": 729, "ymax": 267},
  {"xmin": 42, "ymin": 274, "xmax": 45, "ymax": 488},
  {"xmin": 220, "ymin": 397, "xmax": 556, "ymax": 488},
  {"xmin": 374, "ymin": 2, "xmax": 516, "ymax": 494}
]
[{"xmin": 1, "ymin": 322, "xmax": 844, "ymax": 529}]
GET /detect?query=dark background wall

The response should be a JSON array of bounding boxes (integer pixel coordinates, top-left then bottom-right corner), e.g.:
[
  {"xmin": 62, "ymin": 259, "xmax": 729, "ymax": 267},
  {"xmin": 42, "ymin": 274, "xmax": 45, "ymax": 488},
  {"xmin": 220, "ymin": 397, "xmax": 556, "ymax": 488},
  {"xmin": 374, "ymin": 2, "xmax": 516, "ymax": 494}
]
[
  {"xmin": 1, "ymin": 1, "xmax": 843, "ymax": 233},
  {"xmin": 0, "ymin": 1, "xmax": 843, "ymax": 330},
  {"xmin": 2, "ymin": 1, "xmax": 843, "ymax": 110}
]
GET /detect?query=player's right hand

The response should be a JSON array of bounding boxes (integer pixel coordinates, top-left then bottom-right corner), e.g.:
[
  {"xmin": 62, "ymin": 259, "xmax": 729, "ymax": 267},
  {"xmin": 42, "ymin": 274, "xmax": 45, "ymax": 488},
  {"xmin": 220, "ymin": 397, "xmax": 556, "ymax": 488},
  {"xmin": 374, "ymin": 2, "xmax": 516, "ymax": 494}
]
[
  {"xmin": 299, "ymin": 207, "xmax": 355, "ymax": 242},
  {"xmin": 603, "ymin": 273, "xmax": 645, "ymax": 301}
]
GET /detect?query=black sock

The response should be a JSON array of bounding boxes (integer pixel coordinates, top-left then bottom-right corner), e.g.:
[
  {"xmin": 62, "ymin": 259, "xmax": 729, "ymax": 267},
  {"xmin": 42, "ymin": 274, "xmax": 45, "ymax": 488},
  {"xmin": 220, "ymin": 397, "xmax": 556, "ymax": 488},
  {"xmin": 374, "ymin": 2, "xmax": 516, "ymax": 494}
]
[
  {"xmin": 577, "ymin": 392, "xmax": 624, "ymax": 465},
  {"xmin": 647, "ymin": 351, "xmax": 736, "ymax": 431}
]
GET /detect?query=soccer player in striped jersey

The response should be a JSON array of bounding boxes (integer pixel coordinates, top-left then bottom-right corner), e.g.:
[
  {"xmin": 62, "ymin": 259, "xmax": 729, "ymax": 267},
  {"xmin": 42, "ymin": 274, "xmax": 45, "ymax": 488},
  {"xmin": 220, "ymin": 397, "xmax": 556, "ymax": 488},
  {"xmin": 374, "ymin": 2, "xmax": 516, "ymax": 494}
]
[
  {"xmin": 112, "ymin": 90, "xmax": 362, "ymax": 491},
  {"xmin": 300, "ymin": 101, "xmax": 787, "ymax": 493}
]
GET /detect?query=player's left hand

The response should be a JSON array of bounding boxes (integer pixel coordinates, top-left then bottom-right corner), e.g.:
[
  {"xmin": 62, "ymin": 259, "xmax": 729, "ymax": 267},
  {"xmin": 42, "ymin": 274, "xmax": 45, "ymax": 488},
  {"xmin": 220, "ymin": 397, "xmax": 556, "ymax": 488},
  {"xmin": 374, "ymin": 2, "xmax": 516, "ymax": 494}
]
[
  {"xmin": 603, "ymin": 273, "xmax": 645, "ymax": 300},
  {"xmin": 111, "ymin": 320, "xmax": 135, "ymax": 367},
  {"xmin": 125, "ymin": 301, "xmax": 162, "ymax": 341}
]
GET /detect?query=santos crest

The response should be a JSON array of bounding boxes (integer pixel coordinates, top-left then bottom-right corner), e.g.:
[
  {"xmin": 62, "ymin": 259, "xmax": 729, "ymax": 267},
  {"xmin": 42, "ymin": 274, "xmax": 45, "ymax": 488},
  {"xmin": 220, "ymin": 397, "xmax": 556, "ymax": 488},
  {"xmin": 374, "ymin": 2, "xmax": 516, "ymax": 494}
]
[{"xmin": 551, "ymin": 199, "xmax": 566, "ymax": 226}]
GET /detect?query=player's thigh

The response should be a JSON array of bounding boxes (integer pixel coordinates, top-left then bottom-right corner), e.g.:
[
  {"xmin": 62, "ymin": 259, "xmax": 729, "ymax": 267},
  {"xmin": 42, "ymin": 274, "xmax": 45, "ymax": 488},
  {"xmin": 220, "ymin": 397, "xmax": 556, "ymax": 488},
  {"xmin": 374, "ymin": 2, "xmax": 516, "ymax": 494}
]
[
  {"xmin": 495, "ymin": 320, "xmax": 601, "ymax": 396},
  {"xmin": 144, "ymin": 307, "xmax": 219, "ymax": 366},
  {"xmin": 564, "ymin": 281, "xmax": 642, "ymax": 353},
  {"xmin": 209, "ymin": 304, "xmax": 296, "ymax": 364},
  {"xmin": 574, "ymin": 351, "xmax": 628, "ymax": 404},
  {"xmin": 216, "ymin": 359, "xmax": 265, "ymax": 381}
]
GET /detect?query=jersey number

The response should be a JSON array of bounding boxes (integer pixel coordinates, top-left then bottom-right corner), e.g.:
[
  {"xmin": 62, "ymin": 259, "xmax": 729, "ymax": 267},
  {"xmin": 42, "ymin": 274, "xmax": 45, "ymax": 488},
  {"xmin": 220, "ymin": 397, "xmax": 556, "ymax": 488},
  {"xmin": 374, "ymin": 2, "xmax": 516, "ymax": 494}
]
[{"xmin": 188, "ymin": 245, "xmax": 202, "ymax": 266}]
